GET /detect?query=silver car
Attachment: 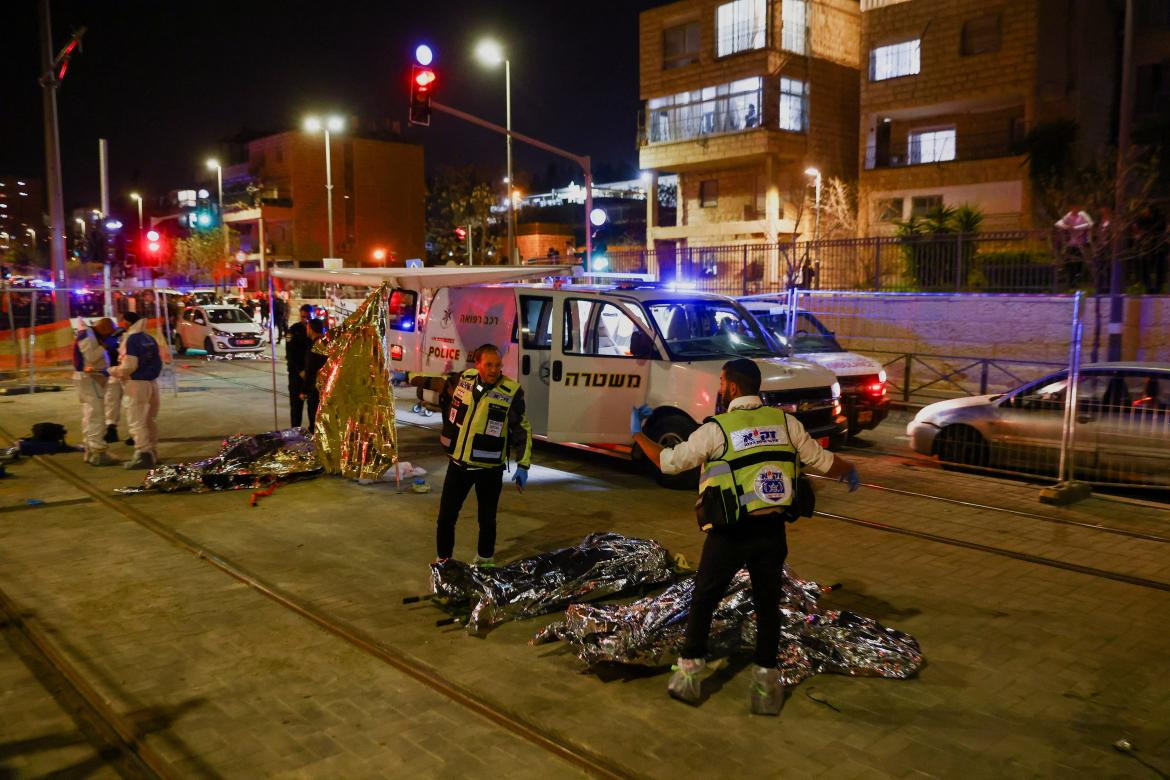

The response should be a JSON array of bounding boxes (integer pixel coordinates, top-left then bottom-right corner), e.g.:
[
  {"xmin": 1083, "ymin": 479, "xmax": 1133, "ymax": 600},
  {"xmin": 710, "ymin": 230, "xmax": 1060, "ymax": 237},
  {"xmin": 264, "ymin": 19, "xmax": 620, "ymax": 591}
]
[{"xmin": 907, "ymin": 362, "xmax": 1170, "ymax": 486}]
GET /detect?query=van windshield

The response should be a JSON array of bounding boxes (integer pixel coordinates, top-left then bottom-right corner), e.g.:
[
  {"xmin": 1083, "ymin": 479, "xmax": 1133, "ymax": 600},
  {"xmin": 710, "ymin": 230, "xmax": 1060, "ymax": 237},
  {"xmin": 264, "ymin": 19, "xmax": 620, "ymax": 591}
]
[
  {"xmin": 646, "ymin": 300, "xmax": 780, "ymax": 360},
  {"xmin": 753, "ymin": 310, "xmax": 845, "ymax": 354}
]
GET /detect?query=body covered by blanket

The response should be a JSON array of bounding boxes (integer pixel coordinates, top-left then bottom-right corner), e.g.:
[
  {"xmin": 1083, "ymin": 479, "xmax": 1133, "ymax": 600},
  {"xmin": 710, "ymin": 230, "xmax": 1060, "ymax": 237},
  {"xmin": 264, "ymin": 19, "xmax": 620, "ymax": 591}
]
[
  {"xmin": 533, "ymin": 566, "xmax": 923, "ymax": 687},
  {"xmin": 430, "ymin": 532, "xmax": 675, "ymax": 632},
  {"xmin": 114, "ymin": 428, "xmax": 321, "ymax": 494}
]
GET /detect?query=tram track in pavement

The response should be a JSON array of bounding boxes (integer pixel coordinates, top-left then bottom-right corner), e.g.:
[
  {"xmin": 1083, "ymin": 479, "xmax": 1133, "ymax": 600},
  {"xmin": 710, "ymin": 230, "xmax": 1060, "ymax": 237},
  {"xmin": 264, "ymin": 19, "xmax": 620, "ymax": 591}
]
[
  {"xmin": 4, "ymin": 372, "xmax": 1170, "ymax": 775},
  {"xmin": 0, "ymin": 421, "xmax": 633, "ymax": 780}
]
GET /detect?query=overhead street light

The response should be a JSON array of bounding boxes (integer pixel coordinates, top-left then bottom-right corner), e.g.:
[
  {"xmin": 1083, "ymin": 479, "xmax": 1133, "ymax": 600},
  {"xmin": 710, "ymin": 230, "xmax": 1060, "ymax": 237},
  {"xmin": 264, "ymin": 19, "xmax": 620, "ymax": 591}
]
[
  {"xmin": 206, "ymin": 158, "xmax": 229, "ymax": 263},
  {"xmin": 475, "ymin": 37, "xmax": 514, "ymax": 264},
  {"xmin": 304, "ymin": 114, "xmax": 346, "ymax": 260}
]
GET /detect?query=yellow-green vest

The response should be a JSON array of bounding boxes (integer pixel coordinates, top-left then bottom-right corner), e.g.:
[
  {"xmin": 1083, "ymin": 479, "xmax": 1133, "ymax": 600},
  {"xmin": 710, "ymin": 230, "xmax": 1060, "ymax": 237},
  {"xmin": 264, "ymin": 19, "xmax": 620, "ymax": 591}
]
[
  {"xmin": 698, "ymin": 405, "xmax": 799, "ymax": 525},
  {"xmin": 440, "ymin": 369, "xmax": 531, "ymax": 468}
]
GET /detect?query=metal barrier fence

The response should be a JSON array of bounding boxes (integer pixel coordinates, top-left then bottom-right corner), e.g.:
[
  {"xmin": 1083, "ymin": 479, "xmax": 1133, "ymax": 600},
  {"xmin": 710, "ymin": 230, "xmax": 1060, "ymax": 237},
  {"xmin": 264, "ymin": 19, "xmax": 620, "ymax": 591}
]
[
  {"xmin": 739, "ymin": 289, "xmax": 1167, "ymax": 492},
  {"xmin": 608, "ymin": 232, "xmax": 1082, "ymax": 295},
  {"xmin": 0, "ymin": 285, "xmax": 184, "ymax": 395}
]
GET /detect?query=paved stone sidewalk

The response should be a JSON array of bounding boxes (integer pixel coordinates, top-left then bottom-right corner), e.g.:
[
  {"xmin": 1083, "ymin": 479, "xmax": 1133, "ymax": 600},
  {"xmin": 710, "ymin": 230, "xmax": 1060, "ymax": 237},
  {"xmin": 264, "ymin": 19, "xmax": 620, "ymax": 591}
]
[{"xmin": 0, "ymin": 359, "xmax": 1168, "ymax": 778}]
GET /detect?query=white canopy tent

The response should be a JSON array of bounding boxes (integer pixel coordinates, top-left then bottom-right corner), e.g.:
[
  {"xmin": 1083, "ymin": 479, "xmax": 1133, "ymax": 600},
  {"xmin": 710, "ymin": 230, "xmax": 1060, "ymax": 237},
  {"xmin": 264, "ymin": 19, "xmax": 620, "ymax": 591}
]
[
  {"xmin": 259, "ymin": 264, "xmax": 578, "ymax": 437},
  {"xmin": 271, "ymin": 264, "xmax": 575, "ymax": 292}
]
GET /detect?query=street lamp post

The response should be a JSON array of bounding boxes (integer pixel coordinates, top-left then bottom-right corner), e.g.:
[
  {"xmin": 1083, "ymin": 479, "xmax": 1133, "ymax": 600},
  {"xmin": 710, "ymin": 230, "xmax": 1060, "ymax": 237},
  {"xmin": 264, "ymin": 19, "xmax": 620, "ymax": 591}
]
[
  {"xmin": 205, "ymin": 159, "xmax": 228, "ymax": 269},
  {"xmin": 304, "ymin": 115, "xmax": 345, "ymax": 261},
  {"xmin": 804, "ymin": 167, "xmax": 822, "ymax": 289},
  {"xmin": 475, "ymin": 39, "xmax": 515, "ymax": 264},
  {"xmin": 129, "ymin": 192, "xmax": 143, "ymax": 248}
]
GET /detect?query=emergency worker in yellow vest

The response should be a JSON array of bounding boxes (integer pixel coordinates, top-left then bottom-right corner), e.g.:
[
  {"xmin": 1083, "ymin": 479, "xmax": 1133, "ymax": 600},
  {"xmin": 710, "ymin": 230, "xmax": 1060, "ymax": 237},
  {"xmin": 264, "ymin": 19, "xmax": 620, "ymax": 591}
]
[
  {"xmin": 435, "ymin": 343, "xmax": 533, "ymax": 567},
  {"xmin": 633, "ymin": 358, "xmax": 860, "ymax": 715}
]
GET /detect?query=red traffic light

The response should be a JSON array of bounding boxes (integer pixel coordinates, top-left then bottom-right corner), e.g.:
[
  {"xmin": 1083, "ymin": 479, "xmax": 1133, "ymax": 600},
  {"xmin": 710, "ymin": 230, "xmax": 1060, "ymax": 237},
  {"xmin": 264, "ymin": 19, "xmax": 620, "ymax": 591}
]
[
  {"xmin": 409, "ymin": 64, "xmax": 435, "ymax": 126},
  {"xmin": 414, "ymin": 68, "xmax": 436, "ymax": 89},
  {"xmin": 454, "ymin": 226, "xmax": 467, "ymax": 240}
]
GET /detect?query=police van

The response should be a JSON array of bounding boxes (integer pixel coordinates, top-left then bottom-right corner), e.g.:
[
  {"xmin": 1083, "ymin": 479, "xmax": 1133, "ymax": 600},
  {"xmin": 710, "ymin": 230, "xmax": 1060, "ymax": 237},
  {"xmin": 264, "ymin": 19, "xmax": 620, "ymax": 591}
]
[
  {"xmin": 417, "ymin": 283, "xmax": 847, "ymax": 457},
  {"xmin": 738, "ymin": 295, "xmax": 889, "ymax": 436}
]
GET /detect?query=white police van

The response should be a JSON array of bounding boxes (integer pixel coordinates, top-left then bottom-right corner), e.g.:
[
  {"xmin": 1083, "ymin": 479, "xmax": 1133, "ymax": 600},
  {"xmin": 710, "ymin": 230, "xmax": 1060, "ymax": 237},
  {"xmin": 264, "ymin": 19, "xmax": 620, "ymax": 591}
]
[
  {"xmin": 418, "ymin": 283, "xmax": 847, "ymax": 457},
  {"xmin": 738, "ymin": 294, "xmax": 889, "ymax": 436}
]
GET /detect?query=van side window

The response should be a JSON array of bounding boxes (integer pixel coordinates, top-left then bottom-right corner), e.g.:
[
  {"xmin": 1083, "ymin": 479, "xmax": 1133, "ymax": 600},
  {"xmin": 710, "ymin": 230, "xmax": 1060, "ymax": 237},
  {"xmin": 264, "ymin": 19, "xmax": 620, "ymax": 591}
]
[
  {"xmin": 563, "ymin": 299, "xmax": 596, "ymax": 354},
  {"xmin": 563, "ymin": 299, "xmax": 652, "ymax": 358},
  {"xmin": 387, "ymin": 290, "xmax": 417, "ymax": 332},
  {"xmin": 519, "ymin": 296, "xmax": 553, "ymax": 350}
]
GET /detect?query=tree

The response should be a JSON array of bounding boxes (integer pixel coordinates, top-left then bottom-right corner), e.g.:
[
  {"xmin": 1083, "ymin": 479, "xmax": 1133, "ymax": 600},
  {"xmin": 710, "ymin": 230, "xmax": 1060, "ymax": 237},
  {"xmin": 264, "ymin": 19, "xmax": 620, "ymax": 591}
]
[
  {"xmin": 892, "ymin": 204, "xmax": 984, "ymax": 289},
  {"xmin": 426, "ymin": 167, "xmax": 501, "ymax": 265},
  {"xmin": 173, "ymin": 227, "xmax": 227, "ymax": 283}
]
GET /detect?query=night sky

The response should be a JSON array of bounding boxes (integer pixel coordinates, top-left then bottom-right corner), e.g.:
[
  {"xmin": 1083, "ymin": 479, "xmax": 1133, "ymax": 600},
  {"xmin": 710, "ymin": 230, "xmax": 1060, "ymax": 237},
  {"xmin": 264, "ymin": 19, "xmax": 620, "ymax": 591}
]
[{"xmin": 3, "ymin": 0, "xmax": 661, "ymax": 220}]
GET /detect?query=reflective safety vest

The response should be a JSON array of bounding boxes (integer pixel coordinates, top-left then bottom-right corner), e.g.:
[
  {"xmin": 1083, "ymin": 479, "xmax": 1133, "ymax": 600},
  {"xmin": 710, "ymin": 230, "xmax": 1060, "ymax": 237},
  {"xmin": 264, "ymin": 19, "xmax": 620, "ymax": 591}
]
[
  {"xmin": 698, "ymin": 405, "xmax": 799, "ymax": 526},
  {"xmin": 439, "ymin": 369, "xmax": 532, "ymax": 469}
]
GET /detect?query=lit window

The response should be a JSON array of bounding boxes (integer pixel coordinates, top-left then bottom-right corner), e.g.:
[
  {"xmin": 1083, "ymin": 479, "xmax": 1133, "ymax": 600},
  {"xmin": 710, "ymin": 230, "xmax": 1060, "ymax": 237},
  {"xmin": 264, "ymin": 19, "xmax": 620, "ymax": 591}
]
[
  {"xmin": 869, "ymin": 39, "xmax": 921, "ymax": 81},
  {"xmin": 779, "ymin": 77, "xmax": 808, "ymax": 132},
  {"xmin": 781, "ymin": 0, "xmax": 808, "ymax": 54},
  {"xmin": 716, "ymin": 0, "xmax": 767, "ymax": 57},
  {"xmin": 908, "ymin": 128, "xmax": 956, "ymax": 164},
  {"xmin": 647, "ymin": 77, "xmax": 763, "ymax": 144}
]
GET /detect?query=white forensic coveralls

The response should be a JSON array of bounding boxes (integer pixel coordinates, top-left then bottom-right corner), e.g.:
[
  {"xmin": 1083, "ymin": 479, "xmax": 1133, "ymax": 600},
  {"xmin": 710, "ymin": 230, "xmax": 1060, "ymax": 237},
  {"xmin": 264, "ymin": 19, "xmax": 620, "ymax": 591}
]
[
  {"xmin": 108, "ymin": 318, "xmax": 160, "ymax": 460},
  {"xmin": 73, "ymin": 325, "xmax": 111, "ymax": 456}
]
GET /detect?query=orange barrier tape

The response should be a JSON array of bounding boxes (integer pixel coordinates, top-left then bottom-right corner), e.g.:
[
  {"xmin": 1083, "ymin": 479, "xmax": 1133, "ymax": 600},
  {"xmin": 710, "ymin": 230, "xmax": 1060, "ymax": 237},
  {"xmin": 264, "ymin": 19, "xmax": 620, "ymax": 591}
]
[{"xmin": 0, "ymin": 317, "xmax": 173, "ymax": 370}]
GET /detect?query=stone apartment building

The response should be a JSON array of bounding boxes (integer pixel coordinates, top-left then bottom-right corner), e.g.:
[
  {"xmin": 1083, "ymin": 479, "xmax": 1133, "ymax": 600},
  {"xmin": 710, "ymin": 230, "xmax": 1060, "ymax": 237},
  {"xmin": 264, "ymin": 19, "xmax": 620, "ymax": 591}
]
[
  {"xmin": 638, "ymin": 0, "xmax": 861, "ymax": 262},
  {"xmin": 217, "ymin": 128, "xmax": 425, "ymax": 268},
  {"xmin": 856, "ymin": 0, "xmax": 1130, "ymax": 234}
]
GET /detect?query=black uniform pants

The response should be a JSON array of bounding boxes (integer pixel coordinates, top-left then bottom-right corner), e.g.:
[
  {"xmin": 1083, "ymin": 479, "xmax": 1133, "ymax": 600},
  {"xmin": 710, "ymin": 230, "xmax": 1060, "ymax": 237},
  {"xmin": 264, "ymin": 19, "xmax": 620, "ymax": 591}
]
[
  {"xmin": 307, "ymin": 391, "xmax": 320, "ymax": 432},
  {"xmin": 681, "ymin": 516, "xmax": 788, "ymax": 668},
  {"xmin": 288, "ymin": 374, "xmax": 305, "ymax": 428},
  {"xmin": 436, "ymin": 461, "xmax": 504, "ymax": 560}
]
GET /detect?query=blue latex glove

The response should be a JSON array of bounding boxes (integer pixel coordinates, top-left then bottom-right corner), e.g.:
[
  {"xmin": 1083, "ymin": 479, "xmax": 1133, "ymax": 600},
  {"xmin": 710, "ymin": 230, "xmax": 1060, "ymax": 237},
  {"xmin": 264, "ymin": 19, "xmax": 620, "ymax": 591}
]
[
  {"xmin": 839, "ymin": 466, "xmax": 861, "ymax": 492},
  {"xmin": 512, "ymin": 466, "xmax": 529, "ymax": 492},
  {"xmin": 630, "ymin": 404, "xmax": 653, "ymax": 435}
]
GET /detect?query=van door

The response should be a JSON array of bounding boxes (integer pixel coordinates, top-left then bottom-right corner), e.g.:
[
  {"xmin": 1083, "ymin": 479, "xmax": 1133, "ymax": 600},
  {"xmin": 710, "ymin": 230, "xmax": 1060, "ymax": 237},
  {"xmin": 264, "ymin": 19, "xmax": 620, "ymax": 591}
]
[
  {"xmin": 547, "ymin": 296, "xmax": 655, "ymax": 444},
  {"xmin": 516, "ymin": 293, "xmax": 553, "ymax": 436}
]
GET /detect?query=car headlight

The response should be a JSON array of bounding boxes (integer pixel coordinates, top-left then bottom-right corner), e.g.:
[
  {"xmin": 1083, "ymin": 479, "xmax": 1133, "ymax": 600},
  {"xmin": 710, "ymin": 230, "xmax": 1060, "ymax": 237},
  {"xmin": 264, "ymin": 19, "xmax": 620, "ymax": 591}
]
[
  {"xmin": 830, "ymin": 381, "xmax": 841, "ymax": 400},
  {"xmin": 212, "ymin": 328, "xmax": 231, "ymax": 337}
]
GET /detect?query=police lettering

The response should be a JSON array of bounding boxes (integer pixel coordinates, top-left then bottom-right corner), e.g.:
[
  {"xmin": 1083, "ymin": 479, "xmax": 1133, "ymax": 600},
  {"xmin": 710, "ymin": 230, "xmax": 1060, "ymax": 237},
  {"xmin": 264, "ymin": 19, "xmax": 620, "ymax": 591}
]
[
  {"xmin": 427, "ymin": 345, "xmax": 462, "ymax": 361},
  {"xmin": 563, "ymin": 372, "xmax": 642, "ymax": 389}
]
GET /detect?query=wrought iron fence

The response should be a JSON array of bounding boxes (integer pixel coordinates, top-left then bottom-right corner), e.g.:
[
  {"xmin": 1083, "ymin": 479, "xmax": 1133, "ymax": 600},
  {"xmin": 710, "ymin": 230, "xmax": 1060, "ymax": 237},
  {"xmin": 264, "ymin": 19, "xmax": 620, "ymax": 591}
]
[{"xmin": 607, "ymin": 232, "xmax": 1085, "ymax": 295}]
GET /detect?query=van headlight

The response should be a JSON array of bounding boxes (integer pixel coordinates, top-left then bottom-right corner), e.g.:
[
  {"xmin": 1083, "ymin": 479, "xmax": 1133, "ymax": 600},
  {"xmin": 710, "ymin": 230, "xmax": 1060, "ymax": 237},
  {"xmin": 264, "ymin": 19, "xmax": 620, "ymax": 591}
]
[{"xmin": 831, "ymin": 381, "xmax": 841, "ymax": 400}]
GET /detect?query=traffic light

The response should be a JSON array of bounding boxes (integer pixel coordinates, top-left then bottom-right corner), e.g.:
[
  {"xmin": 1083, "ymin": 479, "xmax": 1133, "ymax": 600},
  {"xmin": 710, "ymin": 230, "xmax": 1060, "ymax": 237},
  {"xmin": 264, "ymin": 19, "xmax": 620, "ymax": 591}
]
[
  {"xmin": 409, "ymin": 64, "xmax": 436, "ymax": 126},
  {"xmin": 454, "ymin": 226, "xmax": 467, "ymax": 240},
  {"xmin": 145, "ymin": 229, "xmax": 162, "ymax": 264}
]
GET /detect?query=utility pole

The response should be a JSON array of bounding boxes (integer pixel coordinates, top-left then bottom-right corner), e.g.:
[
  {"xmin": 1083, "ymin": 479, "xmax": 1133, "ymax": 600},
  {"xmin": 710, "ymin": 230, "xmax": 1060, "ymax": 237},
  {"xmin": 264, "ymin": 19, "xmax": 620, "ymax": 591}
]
[
  {"xmin": 1108, "ymin": 0, "xmax": 1135, "ymax": 362},
  {"xmin": 38, "ymin": 0, "xmax": 72, "ymax": 321},
  {"xmin": 99, "ymin": 138, "xmax": 113, "ymax": 315}
]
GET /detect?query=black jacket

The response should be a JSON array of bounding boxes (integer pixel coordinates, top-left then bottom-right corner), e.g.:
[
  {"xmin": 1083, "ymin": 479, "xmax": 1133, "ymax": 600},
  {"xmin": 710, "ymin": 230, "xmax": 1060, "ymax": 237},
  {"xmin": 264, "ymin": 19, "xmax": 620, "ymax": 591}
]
[
  {"xmin": 286, "ymin": 322, "xmax": 310, "ymax": 375},
  {"xmin": 303, "ymin": 342, "xmax": 328, "ymax": 396}
]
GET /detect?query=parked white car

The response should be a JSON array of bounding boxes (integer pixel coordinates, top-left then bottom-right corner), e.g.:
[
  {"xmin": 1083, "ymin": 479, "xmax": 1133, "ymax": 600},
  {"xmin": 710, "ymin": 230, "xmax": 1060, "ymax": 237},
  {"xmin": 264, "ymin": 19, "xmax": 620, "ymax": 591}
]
[{"xmin": 174, "ymin": 305, "xmax": 267, "ymax": 355}]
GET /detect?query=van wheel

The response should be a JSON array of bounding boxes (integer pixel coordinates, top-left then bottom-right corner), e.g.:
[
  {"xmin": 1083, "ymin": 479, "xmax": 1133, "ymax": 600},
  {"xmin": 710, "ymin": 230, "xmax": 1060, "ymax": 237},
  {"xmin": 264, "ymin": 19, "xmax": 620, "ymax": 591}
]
[
  {"xmin": 935, "ymin": 425, "xmax": 988, "ymax": 468},
  {"xmin": 174, "ymin": 334, "xmax": 187, "ymax": 355},
  {"xmin": 646, "ymin": 415, "xmax": 699, "ymax": 489},
  {"xmin": 203, "ymin": 337, "xmax": 218, "ymax": 356}
]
